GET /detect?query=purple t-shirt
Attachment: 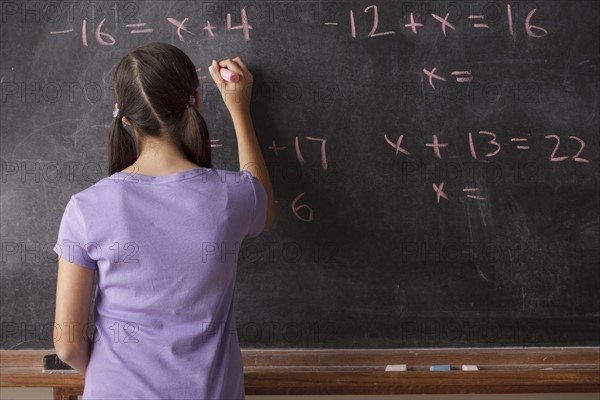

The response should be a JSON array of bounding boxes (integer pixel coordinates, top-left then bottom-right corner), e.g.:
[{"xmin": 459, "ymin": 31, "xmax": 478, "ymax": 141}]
[{"xmin": 53, "ymin": 167, "xmax": 267, "ymax": 399}]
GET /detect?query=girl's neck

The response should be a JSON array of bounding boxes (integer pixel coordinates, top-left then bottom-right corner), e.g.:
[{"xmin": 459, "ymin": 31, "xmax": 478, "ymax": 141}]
[{"xmin": 121, "ymin": 133, "xmax": 200, "ymax": 176}]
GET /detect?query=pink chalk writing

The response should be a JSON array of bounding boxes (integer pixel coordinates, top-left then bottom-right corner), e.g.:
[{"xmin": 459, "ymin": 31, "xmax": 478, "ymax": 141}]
[
  {"xmin": 451, "ymin": 70, "xmax": 473, "ymax": 83},
  {"xmin": 432, "ymin": 184, "xmax": 489, "ymax": 204},
  {"xmin": 405, "ymin": 13, "xmax": 424, "ymax": 34},
  {"xmin": 268, "ymin": 137, "xmax": 328, "ymax": 170},
  {"xmin": 328, "ymin": 3, "xmax": 548, "ymax": 40},
  {"xmin": 49, "ymin": 3, "xmax": 550, "ymax": 48},
  {"xmin": 167, "ymin": 17, "xmax": 193, "ymax": 42},
  {"xmin": 383, "ymin": 134, "xmax": 411, "ymax": 156},
  {"xmin": 96, "ymin": 18, "xmax": 116, "ymax": 45},
  {"xmin": 568, "ymin": 136, "xmax": 590, "ymax": 163},
  {"xmin": 545, "ymin": 134, "xmax": 570, "ymax": 162},
  {"xmin": 268, "ymin": 136, "xmax": 328, "ymax": 221},
  {"xmin": 305, "ymin": 137, "xmax": 329, "ymax": 171},
  {"xmin": 294, "ymin": 136, "xmax": 305, "ymax": 166},
  {"xmin": 525, "ymin": 9, "xmax": 549, "ymax": 38},
  {"xmin": 203, "ymin": 21, "xmax": 216, "ymax": 37},
  {"xmin": 433, "ymin": 182, "xmax": 449, "ymax": 204},
  {"xmin": 425, "ymin": 135, "xmax": 448, "ymax": 159},
  {"xmin": 511, "ymin": 138, "xmax": 530, "ymax": 150},
  {"xmin": 424, "ymin": 68, "xmax": 473, "ymax": 88},
  {"xmin": 44, "ymin": 4, "xmax": 570, "ymax": 216},
  {"xmin": 51, "ymin": 18, "xmax": 118, "ymax": 47},
  {"xmin": 431, "ymin": 13, "xmax": 456, "ymax": 37},
  {"xmin": 545, "ymin": 135, "xmax": 589, "ymax": 163},
  {"xmin": 469, "ymin": 130, "xmax": 501, "ymax": 159},
  {"xmin": 82, "ymin": 19, "xmax": 87, "ymax": 47},
  {"xmin": 468, "ymin": 15, "xmax": 490, "ymax": 30},
  {"xmin": 50, "ymin": 9, "xmax": 252, "ymax": 47},
  {"xmin": 268, "ymin": 140, "xmax": 286, "ymax": 156},
  {"xmin": 432, "ymin": 185, "xmax": 491, "ymax": 203},
  {"xmin": 423, "ymin": 67, "xmax": 447, "ymax": 89},
  {"xmin": 227, "ymin": 7, "xmax": 252, "ymax": 41},
  {"xmin": 463, "ymin": 188, "xmax": 486, "ymax": 201},
  {"xmin": 48, "ymin": 3, "xmax": 550, "ymax": 48},
  {"xmin": 294, "ymin": 136, "xmax": 328, "ymax": 170},
  {"xmin": 49, "ymin": 29, "xmax": 74, "ymax": 35},
  {"xmin": 292, "ymin": 192, "xmax": 314, "ymax": 222},
  {"xmin": 126, "ymin": 22, "xmax": 153, "ymax": 35},
  {"xmin": 507, "ymin": 4, "xmax": 515, "ymax": 36},
  {"xmin": 364, "ymin": 5, "xmax": 395, "ymax": 37},
  {"xmin": 382, "ymin": 130, "xmax": 590, "ymax": 165}
]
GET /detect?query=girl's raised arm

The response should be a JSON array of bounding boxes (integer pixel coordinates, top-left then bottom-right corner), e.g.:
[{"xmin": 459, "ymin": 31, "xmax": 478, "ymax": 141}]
[{"xmin": 209, "ymin": 57, "xmax": 275, "ymax": 231}]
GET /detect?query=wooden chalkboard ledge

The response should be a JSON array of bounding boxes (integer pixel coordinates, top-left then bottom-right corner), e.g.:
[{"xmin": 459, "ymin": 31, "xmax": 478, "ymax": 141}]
[{"xmin": 1, "ymin": 347, "xmax": 599, "ymax": 398}]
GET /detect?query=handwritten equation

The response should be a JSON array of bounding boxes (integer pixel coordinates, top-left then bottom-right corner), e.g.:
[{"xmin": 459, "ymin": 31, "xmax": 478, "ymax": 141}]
[
  {"xmin": 324, "ymin": 4, "xmax": 547, "ymax": 39},
  {"xmin": 383, "ymin": 132, "xmax": 590, "ymax": 163},
  {"xmin": 49, "ymin": 4, "xmax": 548, "ymax": 47},
  {"xmin": 49, "ymin": 8, "xmax": 253, "ymax": 45}
]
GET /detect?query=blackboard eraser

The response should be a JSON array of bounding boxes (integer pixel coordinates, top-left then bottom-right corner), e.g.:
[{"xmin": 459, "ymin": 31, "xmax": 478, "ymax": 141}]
[
  {"xmin": 462, "ymin": 364, "xmax": 479, "ymax": 371},
  {"xmin": 207, "ymin": 65, "xmax": 240, "ymax": 83},
  {"xmin": 42, "ymin": 354, "xmax": 77, "ymax": 374},
  {"xmin": 385, "ymin": 364, "xmax": 407, "ymax": 371}
]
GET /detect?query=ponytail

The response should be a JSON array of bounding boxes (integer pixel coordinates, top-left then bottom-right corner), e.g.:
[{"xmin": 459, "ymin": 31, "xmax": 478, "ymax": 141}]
[
  {"xmin": 177, "ymin": 105, "xmax": 212, "ymax": 169},
  {"xmin": 108, "ymin": 117, "xmax": 137, "ymax": 176}
]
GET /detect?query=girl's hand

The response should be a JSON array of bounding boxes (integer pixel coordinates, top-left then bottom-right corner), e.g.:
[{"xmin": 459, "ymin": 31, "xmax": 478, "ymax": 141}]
[{"xmin": 209, "ymin": 57, "xmax": 254, "ymax": 117}]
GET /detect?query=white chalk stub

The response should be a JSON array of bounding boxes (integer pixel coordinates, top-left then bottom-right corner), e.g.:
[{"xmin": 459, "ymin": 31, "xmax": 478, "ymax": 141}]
[
  {"xmin": 462, "ymin": 365, "xmax": 479, "ymax": 371},
  {"xmin": 385, "ymin": 364, "xmax": 407, "ymax": 372}
]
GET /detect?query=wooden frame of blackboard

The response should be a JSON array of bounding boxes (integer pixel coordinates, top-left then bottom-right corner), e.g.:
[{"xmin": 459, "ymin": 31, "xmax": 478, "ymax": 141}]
[{"xmin": 1, "ymin": 348, "xmax": 599, "ymax": 397}]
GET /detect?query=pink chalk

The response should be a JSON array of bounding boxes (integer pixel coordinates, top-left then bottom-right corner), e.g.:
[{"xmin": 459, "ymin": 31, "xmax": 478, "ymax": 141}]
[{"xmin": 208, "ymin": 65, "xmax": 240, "ymax": 83}]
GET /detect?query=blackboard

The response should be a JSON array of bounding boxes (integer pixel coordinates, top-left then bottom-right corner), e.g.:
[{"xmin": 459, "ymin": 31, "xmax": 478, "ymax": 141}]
[{"xmin": 1, "ymin": 0, "xmax": 598, "ymax": 350}]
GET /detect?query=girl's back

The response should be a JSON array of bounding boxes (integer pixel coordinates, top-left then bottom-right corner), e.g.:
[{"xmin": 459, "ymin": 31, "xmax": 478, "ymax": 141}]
[{"xmin": 55, "ymin": 167, "xmax": 266, "ymax": 398}]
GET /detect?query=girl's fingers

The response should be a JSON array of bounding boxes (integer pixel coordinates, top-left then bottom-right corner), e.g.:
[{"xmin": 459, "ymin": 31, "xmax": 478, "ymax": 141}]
[
  {"xmin": 232, "ymin": 56, "xmax": 251, "ymax": 76},
  {"xmin": 218, "ymin": 58, "xmax": 245, "ymax": 76},
  {"xmin": 209, "ymin": 59, "xmax": 225, "ymax": 85}
]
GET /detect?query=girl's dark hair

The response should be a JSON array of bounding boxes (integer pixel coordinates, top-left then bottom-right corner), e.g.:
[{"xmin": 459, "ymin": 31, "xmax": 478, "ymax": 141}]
[{"xmin": 108, "ymin": 42, "xmax": 211, "ymax": 175}]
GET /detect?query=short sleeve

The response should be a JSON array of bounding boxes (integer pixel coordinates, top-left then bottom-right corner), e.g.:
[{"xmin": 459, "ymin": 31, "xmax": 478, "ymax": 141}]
[
  {"xmin": 243, "ymin": 170, "xmax": 268, "ymax": 238},
  {"xmin": 53, "ymin": 195, "xmax": 98, "ymax": 270}
]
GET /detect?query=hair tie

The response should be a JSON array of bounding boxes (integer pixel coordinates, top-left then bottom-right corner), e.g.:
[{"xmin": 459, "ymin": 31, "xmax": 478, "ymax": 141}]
[
  {"xmin": 113, "ymin": 106, "xmax": 121, "ymax": 118},
  {"xmin": 188, "ymin": 95, "xmax": 195, "ymax": 106}
]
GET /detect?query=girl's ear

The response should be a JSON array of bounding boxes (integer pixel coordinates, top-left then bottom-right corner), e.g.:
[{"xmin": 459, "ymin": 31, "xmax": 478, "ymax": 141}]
[
  {"xmin": 193, "ymin": 90, "xmax": 200, "ymax": 112},
  {"xmin": 121, "ymin": 116, "xmax": 131, "ymax": 125}
]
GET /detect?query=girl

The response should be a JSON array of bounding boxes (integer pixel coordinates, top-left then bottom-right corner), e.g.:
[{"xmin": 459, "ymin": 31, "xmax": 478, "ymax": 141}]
[{"xmin": 53, "ymin": 42, "xmax": 275, "ymax": 399}]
